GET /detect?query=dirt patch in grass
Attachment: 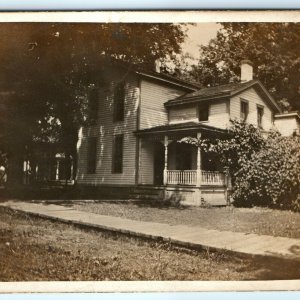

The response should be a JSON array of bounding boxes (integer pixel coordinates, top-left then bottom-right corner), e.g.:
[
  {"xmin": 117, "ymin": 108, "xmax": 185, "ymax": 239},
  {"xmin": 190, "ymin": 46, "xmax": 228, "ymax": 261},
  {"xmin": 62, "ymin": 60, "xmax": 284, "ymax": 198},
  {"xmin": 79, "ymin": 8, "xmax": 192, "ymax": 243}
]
[
  {"xmin": 66, "ymin": 200, "xmax": 300, "ymax": 239},
  {"xmin": 1, "ymin": 206, "xmax": 300, "ymax": 281}
]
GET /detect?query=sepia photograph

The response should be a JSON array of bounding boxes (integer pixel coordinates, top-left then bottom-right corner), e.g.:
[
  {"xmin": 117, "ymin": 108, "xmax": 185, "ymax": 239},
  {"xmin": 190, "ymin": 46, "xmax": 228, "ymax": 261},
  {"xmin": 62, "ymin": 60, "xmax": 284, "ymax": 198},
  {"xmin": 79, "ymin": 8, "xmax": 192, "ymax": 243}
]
[{"xmin": 0, "ymin": 11, "xmax": 300, "ymax": 290}]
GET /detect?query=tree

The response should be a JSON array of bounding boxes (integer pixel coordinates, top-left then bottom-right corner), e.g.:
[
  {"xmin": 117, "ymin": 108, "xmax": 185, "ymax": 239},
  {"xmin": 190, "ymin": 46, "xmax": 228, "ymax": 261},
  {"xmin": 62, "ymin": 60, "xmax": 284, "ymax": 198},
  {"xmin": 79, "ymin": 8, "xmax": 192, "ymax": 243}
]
[
  {"xmin": 191, "ymin": 23, "xmax": 300, "ymax": 111},
  {"xmin": 0, "ymin": 23, "xmax": 187, "ymax": 182}
]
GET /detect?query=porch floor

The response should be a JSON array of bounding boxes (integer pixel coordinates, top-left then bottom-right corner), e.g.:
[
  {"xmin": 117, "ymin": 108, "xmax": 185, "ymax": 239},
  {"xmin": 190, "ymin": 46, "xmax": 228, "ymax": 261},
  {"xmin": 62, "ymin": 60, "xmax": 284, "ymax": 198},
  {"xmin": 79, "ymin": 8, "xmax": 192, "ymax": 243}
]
[{"xmin": 1, "ymin": 200, "xmax": 300, "ymax": 262}]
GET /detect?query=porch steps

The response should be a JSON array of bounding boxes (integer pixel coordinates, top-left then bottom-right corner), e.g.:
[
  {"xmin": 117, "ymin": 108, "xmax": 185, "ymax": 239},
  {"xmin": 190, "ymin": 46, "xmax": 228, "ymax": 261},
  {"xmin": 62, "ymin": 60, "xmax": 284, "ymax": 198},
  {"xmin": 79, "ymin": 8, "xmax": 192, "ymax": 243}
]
[{"xmin": 130, "ymin": 186, "xmax": 165, "ymax": 200}]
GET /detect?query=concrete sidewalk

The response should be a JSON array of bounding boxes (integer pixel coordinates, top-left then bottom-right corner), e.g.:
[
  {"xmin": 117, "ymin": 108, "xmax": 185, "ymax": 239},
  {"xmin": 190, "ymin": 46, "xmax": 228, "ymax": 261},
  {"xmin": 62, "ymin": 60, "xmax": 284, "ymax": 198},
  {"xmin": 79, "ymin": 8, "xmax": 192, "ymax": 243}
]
[{"xmin": 1, "ymin": 200, "xmax": 300, "ymax": 261}]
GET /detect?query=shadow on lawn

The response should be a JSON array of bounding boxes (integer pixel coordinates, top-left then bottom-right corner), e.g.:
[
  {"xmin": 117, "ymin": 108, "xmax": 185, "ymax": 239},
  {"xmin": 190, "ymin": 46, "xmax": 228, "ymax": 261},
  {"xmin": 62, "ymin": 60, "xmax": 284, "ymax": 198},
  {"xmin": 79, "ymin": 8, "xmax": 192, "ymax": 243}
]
[
  {"xmin": 1, "ymin": 185, "xmax": 192, "ymax": 210},
  {"xmin": 245, "ymin": 255, "xmax": 300, "ymax": 280}
]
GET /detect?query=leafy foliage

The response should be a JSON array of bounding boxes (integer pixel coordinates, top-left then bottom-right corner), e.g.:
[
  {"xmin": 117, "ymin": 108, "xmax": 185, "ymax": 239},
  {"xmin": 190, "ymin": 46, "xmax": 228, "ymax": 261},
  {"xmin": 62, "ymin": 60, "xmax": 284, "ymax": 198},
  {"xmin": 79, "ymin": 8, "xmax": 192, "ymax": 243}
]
[
  {"xmin": 180, "ymin": 120, "xmax": 300, "ymax": 210},
  {"xmin": 209, "ymin": 120, "xmax": 266, "ymax": 176},
  {"xmin": 0, "ymin": 23, "xmax": 187, "ymax": 180},
  {"xmin": 179, "ymin": 136, "xmax": 209, "ymax": 150},
  {"xmin": 191, "ymin": 23, "xmax": 300, "ymax": 111},
  {"xmin": 207, "ymin": 120, "xmax": 300, "ymax": 210},
  {"xmin": 234, "ymin": 133, "xmax": 300, "ymax": 210}
]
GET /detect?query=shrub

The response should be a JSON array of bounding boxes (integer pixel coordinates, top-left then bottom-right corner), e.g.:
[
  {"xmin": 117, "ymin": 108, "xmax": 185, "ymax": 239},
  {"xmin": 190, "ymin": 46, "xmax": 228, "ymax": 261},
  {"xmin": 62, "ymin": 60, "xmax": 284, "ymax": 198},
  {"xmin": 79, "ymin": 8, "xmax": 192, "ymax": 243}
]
[
  {"xmin": 233, "ymin": 132, "xmax": 300, "ymax": 210},
  {"xmin": 181, "ymin": 120, "xmax": 300, "ymax": 210},
  {"xmin": 209, "ymin": 119, "xmax": 266, "ymax": 181},
  {"xmin": 210, "ymin": 120, "xmax": 300, "ymax": 210}
]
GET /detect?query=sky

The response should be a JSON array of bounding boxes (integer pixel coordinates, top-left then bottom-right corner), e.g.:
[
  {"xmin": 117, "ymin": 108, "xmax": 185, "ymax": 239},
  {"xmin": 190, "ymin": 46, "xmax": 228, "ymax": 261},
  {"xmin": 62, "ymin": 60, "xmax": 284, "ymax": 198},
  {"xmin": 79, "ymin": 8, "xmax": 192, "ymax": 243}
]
[{"xmin": 182, "ymin": 23, "xmax": 222, "ymax": 59}]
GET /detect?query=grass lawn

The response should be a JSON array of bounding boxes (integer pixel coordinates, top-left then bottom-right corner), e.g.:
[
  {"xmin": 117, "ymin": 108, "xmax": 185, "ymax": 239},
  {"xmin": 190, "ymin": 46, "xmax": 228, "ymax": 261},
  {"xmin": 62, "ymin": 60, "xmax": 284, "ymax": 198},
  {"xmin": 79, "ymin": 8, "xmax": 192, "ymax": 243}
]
[
  {"xmin": 68, "ymin": 200, "xmax": 300, "ymax": 239},
  {"xmin": 1, "ymin": 206, "xmax": 300, "ymax": 281}
]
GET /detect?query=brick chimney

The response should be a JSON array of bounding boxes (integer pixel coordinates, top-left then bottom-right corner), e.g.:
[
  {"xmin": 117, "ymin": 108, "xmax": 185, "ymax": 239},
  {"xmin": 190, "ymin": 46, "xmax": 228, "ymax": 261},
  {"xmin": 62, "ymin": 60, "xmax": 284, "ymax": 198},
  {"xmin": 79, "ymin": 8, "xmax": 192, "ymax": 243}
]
[{"xmin": 241, "ymin": 60, "xmax": 253, "ymax": 82}]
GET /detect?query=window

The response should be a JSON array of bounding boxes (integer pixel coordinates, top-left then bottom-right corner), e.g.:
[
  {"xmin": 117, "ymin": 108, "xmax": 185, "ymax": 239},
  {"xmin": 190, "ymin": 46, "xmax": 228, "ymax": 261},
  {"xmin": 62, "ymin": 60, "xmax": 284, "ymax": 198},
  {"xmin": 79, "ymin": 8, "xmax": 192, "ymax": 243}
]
[
  {"xmin": 257, "ymin": 105, "xmax": 264, "ymax": 128},
  {"xmin": 198, "ymin": 102, "xmax": 209, "ymax": 121},
  {"xmin": 240, "ymin": 100, "xmax": 249, "ymax": 122},
  {"xmin": 87, "ymin": 137, "xmax": 97, "ymax": 174},
  {"xmin": 113, "ymin": 82, "xmax": 125, "ymax": 122},
  {"xmin": 112, "ymin": 134, "xmax": 123, "ymax": 173},
  {"xmin": 88, "ymin": 88, "xmax": 99, "ymax": 124}
]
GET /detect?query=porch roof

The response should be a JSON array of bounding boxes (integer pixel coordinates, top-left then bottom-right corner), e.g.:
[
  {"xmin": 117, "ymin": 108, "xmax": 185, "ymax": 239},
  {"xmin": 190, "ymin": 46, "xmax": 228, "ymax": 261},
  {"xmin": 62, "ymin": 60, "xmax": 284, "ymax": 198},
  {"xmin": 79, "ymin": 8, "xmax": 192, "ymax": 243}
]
[{"xmin": 135, "ymin": 122, "xmax": 228, "ymax": 137}]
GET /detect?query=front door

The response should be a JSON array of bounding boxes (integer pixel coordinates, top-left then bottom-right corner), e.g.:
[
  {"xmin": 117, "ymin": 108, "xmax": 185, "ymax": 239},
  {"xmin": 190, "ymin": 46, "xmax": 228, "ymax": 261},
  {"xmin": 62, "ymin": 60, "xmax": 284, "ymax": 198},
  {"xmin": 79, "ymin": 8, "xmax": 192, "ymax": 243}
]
[
  {"xmin": 176, "ymin": 143, "xmax": 192, "ymax": 170},
  {"xmin": 153, "ymin": 142, "xmax": 164, "ymax": 185}
]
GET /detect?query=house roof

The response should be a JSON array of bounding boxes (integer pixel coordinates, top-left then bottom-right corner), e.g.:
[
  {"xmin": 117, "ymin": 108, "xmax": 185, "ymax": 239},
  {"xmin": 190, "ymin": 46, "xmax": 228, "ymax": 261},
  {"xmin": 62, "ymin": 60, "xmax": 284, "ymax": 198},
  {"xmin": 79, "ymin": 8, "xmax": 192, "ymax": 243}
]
[
  {"xmin": 135, "ymin": 122, "xmax": 228, "ymax": 137},
  {"xmin": 109, "ymin": 59, "xmax": 200, "ymax": 91},
  {"xmin": 165, "ymin": 79, "xmax": 281, "ymax": 113},
  {"xmin": 275, "ymin": 111, "xmax": 300, "ymax": 119}
]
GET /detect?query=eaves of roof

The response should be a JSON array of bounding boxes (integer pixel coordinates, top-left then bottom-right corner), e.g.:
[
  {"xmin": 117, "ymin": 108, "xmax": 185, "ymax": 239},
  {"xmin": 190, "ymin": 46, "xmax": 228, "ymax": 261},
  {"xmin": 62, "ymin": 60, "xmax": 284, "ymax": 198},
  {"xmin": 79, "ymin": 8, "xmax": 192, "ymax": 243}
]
[
  {"xmin": 135, "ymin": 70, "xmax": 199, "ymax": 91},
  {"xmin": 165, "ymin": 80, "xmax": 281, "ymax": 113},
  {"xmin": 275, "ymin": 111, "xmax": 300, "ymax": 119},
  {"xmin": 109, "ymin": 59, "xmax": 200, "ymax": 91},
  {"xmin": 135, "ymin": 122, "xmax": 228, "ymax": 136}
]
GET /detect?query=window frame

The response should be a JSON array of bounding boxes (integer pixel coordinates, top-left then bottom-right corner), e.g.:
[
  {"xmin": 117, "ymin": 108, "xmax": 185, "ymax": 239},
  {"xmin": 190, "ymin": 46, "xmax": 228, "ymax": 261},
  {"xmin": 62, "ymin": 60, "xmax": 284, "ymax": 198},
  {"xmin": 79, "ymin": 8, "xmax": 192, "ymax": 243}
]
[
  {"xmin": 112, "ymin": 134, "xmax": 124, "ymax": 174},
  {"xmin": 113, "ymin": 82, "xmax": 125, "ymax": 122},
  {"xmin": 198, "ymin": 102, "xmax": 209, "ymax": 122},
  {"xmin": 240, "ymin": 99, "xmax": 249, "ymax": 122},
  {"xmin": 257, "ymin": 104, "xmax": 264, "ymax": 129},
  {"xmin": 86, "ymin": 137, "xmax": 97, "ymax": 174}
]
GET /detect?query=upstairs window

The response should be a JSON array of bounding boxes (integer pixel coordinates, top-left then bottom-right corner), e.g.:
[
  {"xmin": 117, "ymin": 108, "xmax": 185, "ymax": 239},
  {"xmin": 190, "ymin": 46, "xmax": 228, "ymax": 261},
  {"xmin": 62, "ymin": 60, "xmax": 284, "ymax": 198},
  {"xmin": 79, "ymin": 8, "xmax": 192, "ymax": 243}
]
[
  {"xmin": 112, "ymin": 134, "xmax": 123, "ymax": 173},
  {"xmin": 240, "ymin": 100, "xmax": 249, "ymax": 122},
  {"xmin": 88, "ymin": 88, "xmax": 99, "ymax": 124},
  {"xmin": 198, "ymin": 102, "xmax": 209, "ymax": 121},
  {"xmin": 113, "ymin": 82, "xmax": 125, "ymax": 122},
  {"xmin": 87, "ymin": 137, "xmax": 97, "ymax": 174},
  {"xmin": 257, "ymin": 105, "xmax": 264, "ymax": 128}
]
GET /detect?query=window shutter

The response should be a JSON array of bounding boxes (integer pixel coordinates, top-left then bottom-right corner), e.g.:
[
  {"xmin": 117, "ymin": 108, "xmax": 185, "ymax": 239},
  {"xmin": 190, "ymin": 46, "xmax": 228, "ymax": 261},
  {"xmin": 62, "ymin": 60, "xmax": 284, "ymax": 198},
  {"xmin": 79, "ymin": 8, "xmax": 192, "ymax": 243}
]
[{"xmin": 112, "ymin": 134, "xmax": 123, "ymax": 173}]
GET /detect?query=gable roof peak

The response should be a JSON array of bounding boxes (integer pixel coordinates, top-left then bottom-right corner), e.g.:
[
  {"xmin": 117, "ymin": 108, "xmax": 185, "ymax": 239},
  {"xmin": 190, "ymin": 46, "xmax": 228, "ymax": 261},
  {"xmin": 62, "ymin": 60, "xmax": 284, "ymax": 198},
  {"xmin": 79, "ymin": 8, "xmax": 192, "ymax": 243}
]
[{"xmin": 165, "ymin": 79, "xmax": 281, "ymax": 113}]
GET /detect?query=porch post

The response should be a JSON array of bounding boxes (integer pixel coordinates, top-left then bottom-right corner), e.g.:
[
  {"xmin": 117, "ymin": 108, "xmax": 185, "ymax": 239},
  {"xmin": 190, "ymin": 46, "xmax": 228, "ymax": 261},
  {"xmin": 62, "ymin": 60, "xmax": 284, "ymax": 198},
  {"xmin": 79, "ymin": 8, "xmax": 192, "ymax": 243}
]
[
  {"xmin": 163, "ymin": 135, "xmax": 168, "ymax": 185},
  {"xmin": 196, "ymin": 132, "xmax": 202, "ymax": 187},
  {"xmin": 55, "ymin": 159, "xmax": 60, "ymax": 181},
  {"xmin": 70, "ymin": 157, "xmax": 74, "ymax": 181}
]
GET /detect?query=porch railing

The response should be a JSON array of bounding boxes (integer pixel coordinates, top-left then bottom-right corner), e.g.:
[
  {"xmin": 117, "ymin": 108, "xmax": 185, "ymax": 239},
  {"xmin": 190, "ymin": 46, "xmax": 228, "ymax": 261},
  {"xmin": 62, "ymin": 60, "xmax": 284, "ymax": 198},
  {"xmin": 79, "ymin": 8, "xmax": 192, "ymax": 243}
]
[
  {"xmin": 166, "ymin": 170, "xmax": 225, "ymax": 186},
  {"xmin": 167, "ymin": 170, "xmax": 197, "ymax": 185},
  {"xmin": 201, "ymin": 171, "xmax": 225, "ymax": 186}
]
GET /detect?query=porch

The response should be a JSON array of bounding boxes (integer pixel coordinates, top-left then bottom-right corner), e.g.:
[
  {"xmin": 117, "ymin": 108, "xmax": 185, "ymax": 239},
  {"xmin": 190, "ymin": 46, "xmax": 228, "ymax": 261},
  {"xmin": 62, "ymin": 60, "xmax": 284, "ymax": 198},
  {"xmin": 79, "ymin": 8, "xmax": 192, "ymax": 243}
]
[
  {"xmin": 166, "ymin": 170, "xmax": 225, "ymax": 186},
  {"xmin": 135, "ymin": 122, "xmax": 231, "ymax": 206}
]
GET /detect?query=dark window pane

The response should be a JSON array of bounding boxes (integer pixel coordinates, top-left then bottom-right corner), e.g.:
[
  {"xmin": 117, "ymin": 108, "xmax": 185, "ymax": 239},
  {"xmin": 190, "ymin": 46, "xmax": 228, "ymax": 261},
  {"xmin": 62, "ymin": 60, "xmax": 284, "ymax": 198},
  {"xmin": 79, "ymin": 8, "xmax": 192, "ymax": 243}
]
[
  {"xmin": 88, "ymin": 89, "xmax": 99, "ymax": 124},
  {"xmin": 112, "ymin": 134, "xmax": 123, "ymax": 173},
  {"xmin": 257, "ymin": 106, "xmax": 264, "ymax": 128},
  {"xmin": 87, "ymin": 137, "xmax": 97, "ymax": 174},
  {"xmin": 198, "ymin": 102, "xmax": 209, "ymax": 121},
  {"xmin": 113, "ymin": 82, "xmax": 125, "ymax": 122},
  {"xmin": 240, "ymin": 101, "xmax": 249, "ymax": 121}
]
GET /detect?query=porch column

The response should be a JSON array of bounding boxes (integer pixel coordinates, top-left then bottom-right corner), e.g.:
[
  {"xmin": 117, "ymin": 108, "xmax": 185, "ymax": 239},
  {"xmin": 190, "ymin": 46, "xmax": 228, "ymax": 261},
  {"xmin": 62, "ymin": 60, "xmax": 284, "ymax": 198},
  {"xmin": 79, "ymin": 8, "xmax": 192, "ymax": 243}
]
[
  {"xmin": 70, "ymin": 157, "xmax": 74, "ymax": 181},
  {"xmin": 55, "ymin": 159, "xmax": 60, "ymax": 180},
  {"xmin": 196, "ymin": 132, "xmax": 202, "ymax": 187},
  {"xmin": 163, "ymin": 135, "xmax": 168, "ymax": 185}
]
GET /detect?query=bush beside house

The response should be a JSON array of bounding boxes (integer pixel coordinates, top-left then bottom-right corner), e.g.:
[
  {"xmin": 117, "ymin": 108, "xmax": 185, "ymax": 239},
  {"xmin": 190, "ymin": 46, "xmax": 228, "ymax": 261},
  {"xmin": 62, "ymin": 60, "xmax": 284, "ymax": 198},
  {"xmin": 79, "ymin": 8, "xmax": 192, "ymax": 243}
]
[{"xmin": 205, "ymin": 120, "xmax": 300, "ymax": 211}]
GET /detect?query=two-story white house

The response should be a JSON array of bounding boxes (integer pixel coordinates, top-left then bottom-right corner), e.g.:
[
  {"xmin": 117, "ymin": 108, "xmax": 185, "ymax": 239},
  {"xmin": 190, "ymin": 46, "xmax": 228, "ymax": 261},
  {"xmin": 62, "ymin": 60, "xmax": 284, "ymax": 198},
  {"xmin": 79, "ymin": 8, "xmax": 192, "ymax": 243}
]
[{"xmin": 76, "ymin": 60, "xmax": 300, "ymax": 206}]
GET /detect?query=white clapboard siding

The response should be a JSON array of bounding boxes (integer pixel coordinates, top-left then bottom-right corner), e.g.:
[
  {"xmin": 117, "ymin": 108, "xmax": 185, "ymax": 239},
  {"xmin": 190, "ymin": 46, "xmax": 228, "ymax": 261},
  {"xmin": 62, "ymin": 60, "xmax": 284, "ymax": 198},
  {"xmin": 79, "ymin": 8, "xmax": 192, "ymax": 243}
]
[
  {"xmin": 138, "ymin": 140, "xmax": 154, "ymax": 184},
  {"xmin": 230, "ymin": 87, "xmax": 273, "ymax": 131},
  {"xmin": 274, "ymin": 116, "xmax": 299, "ymax": 136},
  {"xmin": 169, "ymin": 104, "xmax": 197, "ymax": 123},
  {"xmin": 140, "ymin": 79, "xmax": 186, "ymax": 129},
  {"xmin": 168, "ymin": 100, "xmax": 230, "ymax": 129},
  {"xmin": 207, "ymin": 100, "xmax": 230, "ymax": 129},
  {"xmin": 77, "ymin": 71, "xmax": 139, "ymax": 186}
]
